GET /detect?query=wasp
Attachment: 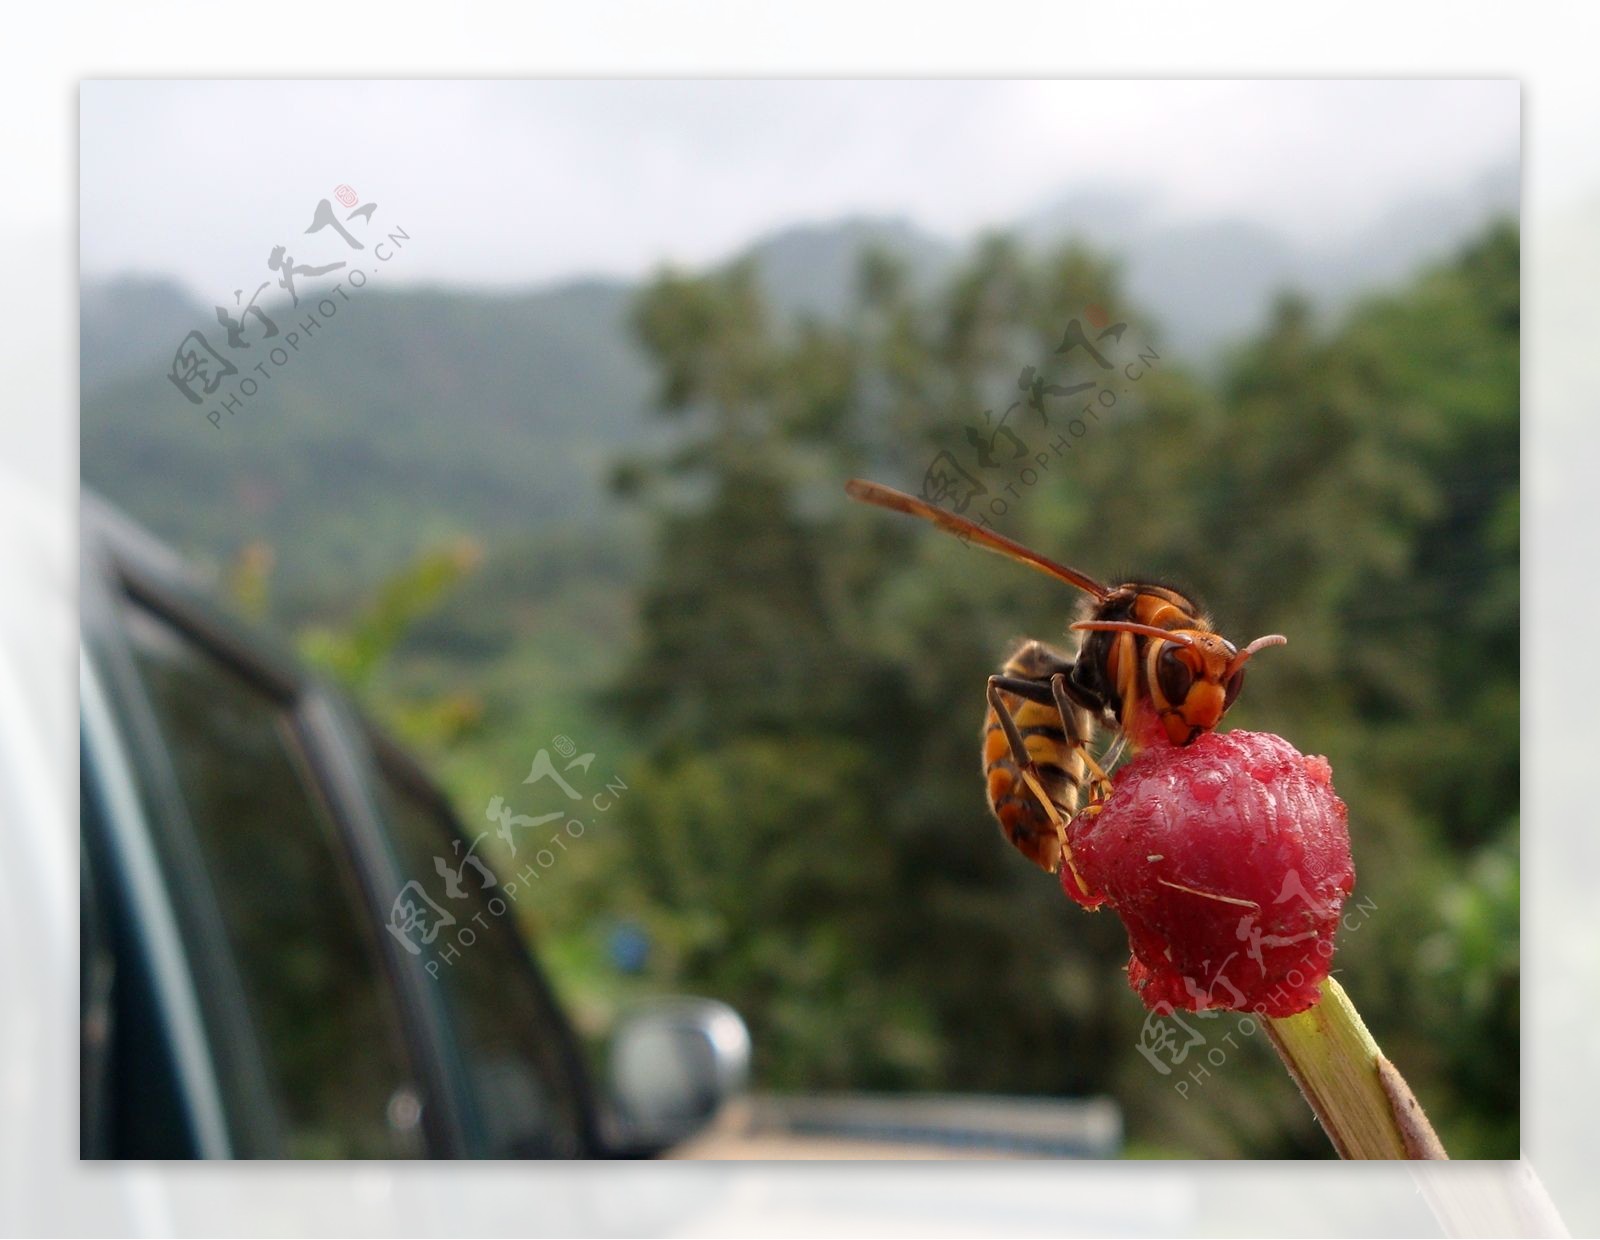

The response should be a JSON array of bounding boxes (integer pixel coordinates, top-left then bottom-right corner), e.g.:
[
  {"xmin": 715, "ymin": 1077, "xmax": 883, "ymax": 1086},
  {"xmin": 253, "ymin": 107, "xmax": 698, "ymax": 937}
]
[{"xmin": 845, "ymin": 479, "xmax": 1286, "ymax": 877}]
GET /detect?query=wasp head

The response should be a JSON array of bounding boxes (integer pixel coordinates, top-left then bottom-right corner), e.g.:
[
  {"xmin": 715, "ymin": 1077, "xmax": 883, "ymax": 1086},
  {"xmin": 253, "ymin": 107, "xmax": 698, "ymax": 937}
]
[
  {"xmin": 1072, "ymin": 619, "xmax": 1288, "ymax": 748},
  {"xmin": 1147, "ymin": 630, "xmax": 1287, "ymax": 745}
]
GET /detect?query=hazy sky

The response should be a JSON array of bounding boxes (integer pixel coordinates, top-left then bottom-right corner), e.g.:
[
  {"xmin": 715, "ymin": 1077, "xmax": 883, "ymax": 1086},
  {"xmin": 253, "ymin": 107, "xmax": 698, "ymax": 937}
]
[{"xmin": 80, "ymin": 80, "xmax": 1518, "ymax": 297}]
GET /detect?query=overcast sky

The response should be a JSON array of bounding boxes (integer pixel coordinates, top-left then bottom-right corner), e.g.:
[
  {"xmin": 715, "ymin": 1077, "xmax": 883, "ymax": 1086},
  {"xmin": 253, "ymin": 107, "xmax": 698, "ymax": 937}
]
[{"xmin": 80, "ymin": 80, "xmax": 1519, "ymax": 298}]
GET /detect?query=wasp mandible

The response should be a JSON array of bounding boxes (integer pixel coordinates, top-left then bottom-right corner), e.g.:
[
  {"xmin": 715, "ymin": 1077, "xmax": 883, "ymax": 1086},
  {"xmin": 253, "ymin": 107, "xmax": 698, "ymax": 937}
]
[{"xmin": 845, "ymin": 479, "xmax": 1286, "ymax": 876}]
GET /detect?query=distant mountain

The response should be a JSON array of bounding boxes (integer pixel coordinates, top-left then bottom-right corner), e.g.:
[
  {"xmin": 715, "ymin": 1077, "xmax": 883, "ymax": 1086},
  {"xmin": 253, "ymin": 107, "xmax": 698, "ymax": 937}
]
[
  {"xmin": 81, "ymin": 277, "xmax": 217, "ymax": 394},
  {"xmin": 1299, "ymin": 160, "xmax": 1520, "ymax": 296},
  {"xmin": 81, "ymin": 161, "xmax": 1518, "ymax": 611},
  {"xmin": 742, "ymin": 216, "xmax": 957, "ymax": 320},
  {"xmin": 1015, "ymin": 186, "xmax": 1160, "ymax": 252},
  {"xmin": 1119, "ymin": 217, "xmax": 1304, "ymax": 360},
  {"xmin": 1015, "ymin": 159, "xmax": 1519, "ymax": 355},
  {"xmin": 82, "ymin": 277, "xmax": 654, "ymax": 613},
  {"xmin": 78, "ymin": 223, "xmax": 955, "ymax": 613}
]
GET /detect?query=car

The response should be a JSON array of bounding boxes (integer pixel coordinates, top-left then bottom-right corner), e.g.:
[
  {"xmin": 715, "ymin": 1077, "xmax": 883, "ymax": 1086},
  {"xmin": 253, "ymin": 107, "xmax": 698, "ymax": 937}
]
[
  {"xmin": 73, "ymin": 493, "xmax": 1123, "ymax": 1165},
  {"xmin": 78, "ymin": 493, "xmax": 749, "ymax": 1159}
]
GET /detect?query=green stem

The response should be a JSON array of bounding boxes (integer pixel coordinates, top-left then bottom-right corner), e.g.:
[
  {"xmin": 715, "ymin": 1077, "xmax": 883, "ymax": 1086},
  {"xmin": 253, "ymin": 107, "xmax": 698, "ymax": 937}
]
[{"xmin": 1265, "ymin": 977, "xmax": 1448, "ymax": 1160}]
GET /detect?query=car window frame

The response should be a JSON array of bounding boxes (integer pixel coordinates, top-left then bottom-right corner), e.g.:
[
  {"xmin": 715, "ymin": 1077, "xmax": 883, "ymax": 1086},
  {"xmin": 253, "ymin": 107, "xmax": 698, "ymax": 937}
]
[{"xmin": 80, "ymin": 498, "xmax": 479, "ymax": 1158}]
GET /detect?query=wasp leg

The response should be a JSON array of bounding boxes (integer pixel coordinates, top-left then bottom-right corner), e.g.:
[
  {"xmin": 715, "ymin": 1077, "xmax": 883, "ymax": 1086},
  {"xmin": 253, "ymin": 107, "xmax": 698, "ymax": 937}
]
[
  {"xmin": 1075, "ymin": 734, "xmax": 1127, "ymax": 825},
  {"xmin": 1051, "ymin": 673, "xmax": 1115, "ymax": 808},
  {"xmin": 987, "ymin": 674, "xmax": 1054, "ymax": 708},
  {"xmin": 988, "ymin": 676, "xmax": 1093, "ymax": 891},
  {"xmin": 1099, "ymin": 732, "xmax": 1130, "ymax": 776},
  {"xmin": 989, "ymin": 671, "xmax": 1104, "ymax": 715}
]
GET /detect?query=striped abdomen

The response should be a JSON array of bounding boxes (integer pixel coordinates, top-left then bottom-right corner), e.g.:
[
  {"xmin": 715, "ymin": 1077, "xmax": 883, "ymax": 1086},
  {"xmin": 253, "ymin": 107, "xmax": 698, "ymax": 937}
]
[{"xmin": 982, "ymin": 640, "xmax": 1094, "ymax": 873}]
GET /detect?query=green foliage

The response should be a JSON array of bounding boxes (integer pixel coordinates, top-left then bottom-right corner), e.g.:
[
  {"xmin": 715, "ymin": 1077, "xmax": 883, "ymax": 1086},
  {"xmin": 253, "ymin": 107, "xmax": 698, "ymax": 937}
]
[
  {"xmin": 1412, "ymin": 819, "xmax": 1520, "ymax": 1156},
  {"xmin": 90, "ymin": 217, "xmax": 1518, "ymax": 1160},
  {"xmin": 604, "ymin": 222, "xmax": 1520, "ymax": 1157},
  {"xmin": 299, "ymin": 538, "xmax": 484, "ymax": 690},
  {"xmin": 296, "ymin": 538, "xmax": 487, "ymax": 750}
]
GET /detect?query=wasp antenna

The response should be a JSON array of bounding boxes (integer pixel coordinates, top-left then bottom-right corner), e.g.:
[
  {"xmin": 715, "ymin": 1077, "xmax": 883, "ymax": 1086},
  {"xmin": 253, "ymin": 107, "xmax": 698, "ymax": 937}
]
[
  {"xmin": 1072, "ymin": 620, "xmax": 1195, "ymax": 647},
  {"xmin": 845, "ymin": 478, "xmax": 1110, "ymax": 599},
  {"xmin": 1227, "ymin": 633, "xmax": 1287, "ymax": 677}
]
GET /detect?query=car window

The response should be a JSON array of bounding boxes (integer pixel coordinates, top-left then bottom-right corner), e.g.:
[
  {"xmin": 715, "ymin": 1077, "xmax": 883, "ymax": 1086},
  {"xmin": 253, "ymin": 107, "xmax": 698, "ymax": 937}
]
[
  {"xmin": 79, "ymin": 837, "xmax": 116, "ymax": 1157},
  {"xmin": 122, "ymin": 604, "xmax": 423, "ymax": 1158},
  {"xmin": 370, "ymin": 755, "xmax": 588, "ymax": 1157}
]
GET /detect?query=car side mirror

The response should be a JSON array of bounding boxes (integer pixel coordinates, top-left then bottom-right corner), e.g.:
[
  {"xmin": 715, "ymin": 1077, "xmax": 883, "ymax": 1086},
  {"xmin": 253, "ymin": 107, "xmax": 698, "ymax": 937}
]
[{"xmin": 607, "ymin": 997, "xmax": 750, "ymax": 1149}]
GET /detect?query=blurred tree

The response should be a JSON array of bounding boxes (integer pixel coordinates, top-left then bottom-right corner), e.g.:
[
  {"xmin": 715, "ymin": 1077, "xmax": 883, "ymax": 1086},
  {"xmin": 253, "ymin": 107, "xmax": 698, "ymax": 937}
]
[{"xmin": 601, "ymin": 221, "xmax": 1518, "ymax": 1156}]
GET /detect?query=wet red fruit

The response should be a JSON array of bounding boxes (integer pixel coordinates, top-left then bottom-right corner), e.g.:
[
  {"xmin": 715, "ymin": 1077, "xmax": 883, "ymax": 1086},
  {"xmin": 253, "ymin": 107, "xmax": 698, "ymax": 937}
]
[{"xmin": 1063, "ymin": 730, "xmax": 1354, "ymax": 1017}]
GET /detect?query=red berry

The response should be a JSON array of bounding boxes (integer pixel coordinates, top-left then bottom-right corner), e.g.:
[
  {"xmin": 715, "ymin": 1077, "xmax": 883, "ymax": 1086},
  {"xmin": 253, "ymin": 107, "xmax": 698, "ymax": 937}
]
[{"xmin": 1063, "ymin": 730, "xmax": 1354, "ymax": 1017}]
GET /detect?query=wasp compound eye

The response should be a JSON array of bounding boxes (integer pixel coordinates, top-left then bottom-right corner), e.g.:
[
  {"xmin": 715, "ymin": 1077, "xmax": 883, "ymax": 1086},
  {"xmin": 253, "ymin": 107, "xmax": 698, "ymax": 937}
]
[
  {"xmin": 1156, "ymin": 644, "xmax": 1194, "ymax": 706},
  {"xmin": 1223, "ymin": 666, "xmax": 1246, "ymax": 710}
]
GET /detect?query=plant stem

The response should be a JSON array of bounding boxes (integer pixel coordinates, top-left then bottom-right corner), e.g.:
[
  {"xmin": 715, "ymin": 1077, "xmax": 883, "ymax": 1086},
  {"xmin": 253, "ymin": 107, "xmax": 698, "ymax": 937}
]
[{"xmin": 1265, "ymin": 977, "xmax": 1448, "ymax": 1160}]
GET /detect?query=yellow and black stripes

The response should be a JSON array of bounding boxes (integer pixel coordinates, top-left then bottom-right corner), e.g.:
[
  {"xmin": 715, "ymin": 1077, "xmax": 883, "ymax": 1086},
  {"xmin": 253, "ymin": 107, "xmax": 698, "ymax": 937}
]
[{"xmin": 981, "ymin": 640, "xmax": 1095, "ymax": 873}]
